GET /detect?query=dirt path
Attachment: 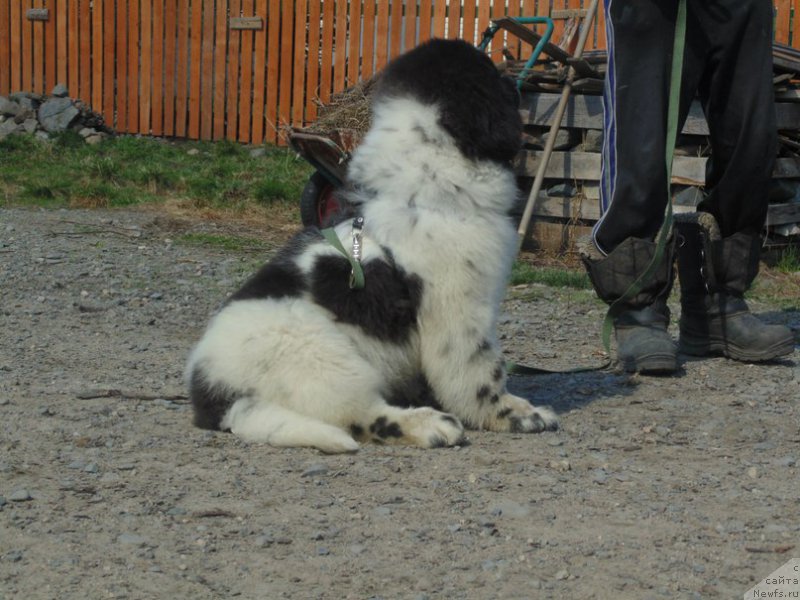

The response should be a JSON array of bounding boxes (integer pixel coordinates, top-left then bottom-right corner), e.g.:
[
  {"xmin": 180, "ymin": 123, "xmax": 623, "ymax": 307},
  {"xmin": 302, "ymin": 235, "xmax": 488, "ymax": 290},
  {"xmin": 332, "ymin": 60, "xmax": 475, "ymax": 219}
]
[{"xmin": 1, "ymin": 207, "xmax": 798, "ymax": 600}]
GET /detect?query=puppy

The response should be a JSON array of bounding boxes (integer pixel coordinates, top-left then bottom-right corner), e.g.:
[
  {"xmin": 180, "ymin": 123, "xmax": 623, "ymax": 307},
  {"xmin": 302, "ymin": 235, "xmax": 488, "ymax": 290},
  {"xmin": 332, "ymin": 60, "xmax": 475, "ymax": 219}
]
[{"xmin": 186, "ymin": 39, "xmax": 558, "ymax": 453}]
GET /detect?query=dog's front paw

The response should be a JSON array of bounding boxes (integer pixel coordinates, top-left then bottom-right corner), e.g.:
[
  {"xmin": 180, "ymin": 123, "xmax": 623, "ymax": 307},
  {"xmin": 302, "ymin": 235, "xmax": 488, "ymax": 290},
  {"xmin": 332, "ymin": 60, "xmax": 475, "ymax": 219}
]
[
  {"xmin": 392, "ymin": 408, "xmax": 466, "ymax": 448},
  {"xmin": 484, "ymin": 393, "xmax": 558, "ymax": 433}
]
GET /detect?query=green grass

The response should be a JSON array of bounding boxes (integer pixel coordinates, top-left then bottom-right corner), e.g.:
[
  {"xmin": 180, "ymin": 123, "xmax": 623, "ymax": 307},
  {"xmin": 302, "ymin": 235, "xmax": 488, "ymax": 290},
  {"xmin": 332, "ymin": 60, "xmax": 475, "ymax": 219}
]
[
  {"xmin": 510, "ymin": 260, "xmax": 592, "ymax": 289},
  {"xmin": 774, "ymin": 245, "xmax": 800, "ymax": 273},
  {"xmin": 0, "ymin": 134, "xmax": 313, "ymax": 210}
]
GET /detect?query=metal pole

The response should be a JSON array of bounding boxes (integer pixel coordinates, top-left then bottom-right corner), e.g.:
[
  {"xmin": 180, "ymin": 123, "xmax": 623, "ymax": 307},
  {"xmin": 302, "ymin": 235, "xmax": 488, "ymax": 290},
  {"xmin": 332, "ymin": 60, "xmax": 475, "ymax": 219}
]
[{"xmin": 516, "ymin": 0, "xmax": 601, "ymax": 249}]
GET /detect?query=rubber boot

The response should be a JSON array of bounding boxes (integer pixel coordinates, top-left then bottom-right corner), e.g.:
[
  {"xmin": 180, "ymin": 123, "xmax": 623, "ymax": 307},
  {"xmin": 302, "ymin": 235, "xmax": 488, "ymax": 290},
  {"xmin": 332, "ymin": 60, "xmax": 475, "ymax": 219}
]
[
  {"xmin": 675, "ymin": 213, "xmax": 795, "ymax": 362},
  {"xmin": 582, "ymin": 236, "xmax": 678, "ymax": 374}
]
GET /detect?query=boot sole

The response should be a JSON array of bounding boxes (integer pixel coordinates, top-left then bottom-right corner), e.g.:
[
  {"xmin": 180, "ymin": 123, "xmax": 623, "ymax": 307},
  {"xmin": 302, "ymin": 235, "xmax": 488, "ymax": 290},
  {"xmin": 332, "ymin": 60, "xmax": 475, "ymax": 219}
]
[
  {"xmin": 620, "ymin": 354, "xmax": 679, "ymax": 375},
  {"xmin": 679, "ymin": 334, "xmax": 796, "ymax": 362}
]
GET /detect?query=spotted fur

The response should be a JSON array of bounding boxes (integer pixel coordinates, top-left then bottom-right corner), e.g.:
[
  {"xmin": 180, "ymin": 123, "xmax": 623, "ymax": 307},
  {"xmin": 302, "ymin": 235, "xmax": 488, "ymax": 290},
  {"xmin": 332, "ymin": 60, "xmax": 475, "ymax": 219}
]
[{"xmin": 185, "ymin": 39, "xmax": 557, "ymax": 452}]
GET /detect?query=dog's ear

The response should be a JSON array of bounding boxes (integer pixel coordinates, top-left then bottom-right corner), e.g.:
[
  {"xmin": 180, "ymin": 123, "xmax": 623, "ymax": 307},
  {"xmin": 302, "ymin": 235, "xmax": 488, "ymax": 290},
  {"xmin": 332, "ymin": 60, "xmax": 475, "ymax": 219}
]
[{"xmin": 374, "ymin": 39, "xmax": 523, "ymax": 164}]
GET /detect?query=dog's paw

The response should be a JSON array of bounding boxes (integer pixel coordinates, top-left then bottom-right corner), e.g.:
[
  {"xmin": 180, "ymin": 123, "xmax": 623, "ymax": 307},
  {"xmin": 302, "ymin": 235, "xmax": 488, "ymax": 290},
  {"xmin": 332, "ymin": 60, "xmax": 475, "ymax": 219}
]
[
  {"xmin": 484, "ymin": 393, "xmax": 558, "ymax": 433},
  {"xmin": 375, "ymin": 407, "xmax": 465, "ymax": 448}
]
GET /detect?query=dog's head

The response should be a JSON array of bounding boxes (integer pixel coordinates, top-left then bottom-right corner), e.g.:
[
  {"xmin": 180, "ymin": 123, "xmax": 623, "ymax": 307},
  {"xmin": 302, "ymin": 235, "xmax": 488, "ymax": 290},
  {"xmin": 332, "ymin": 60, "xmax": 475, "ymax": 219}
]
[{"xmin": 372, "ymin": 39, "xmax": 522, "ymax": 165}]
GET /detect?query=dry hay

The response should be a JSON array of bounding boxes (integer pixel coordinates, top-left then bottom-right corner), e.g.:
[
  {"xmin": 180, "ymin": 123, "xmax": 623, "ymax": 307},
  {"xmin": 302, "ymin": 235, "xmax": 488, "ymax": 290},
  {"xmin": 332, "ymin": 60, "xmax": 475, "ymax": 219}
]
[{"xmin": 304, "ymin": 77, "xmax": 378, "ymax": 140}]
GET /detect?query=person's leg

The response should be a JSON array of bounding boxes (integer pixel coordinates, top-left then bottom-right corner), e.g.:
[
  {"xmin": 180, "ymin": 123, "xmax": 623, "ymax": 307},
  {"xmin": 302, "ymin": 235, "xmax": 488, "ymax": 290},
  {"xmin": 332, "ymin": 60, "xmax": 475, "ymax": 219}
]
[
  {"xmin": 584, "ymin": 0, "xmax": 698, "ymax": 373},
  {"xmin": 674, "ymin": 0, "xmax": 794, "ymax": 361}
]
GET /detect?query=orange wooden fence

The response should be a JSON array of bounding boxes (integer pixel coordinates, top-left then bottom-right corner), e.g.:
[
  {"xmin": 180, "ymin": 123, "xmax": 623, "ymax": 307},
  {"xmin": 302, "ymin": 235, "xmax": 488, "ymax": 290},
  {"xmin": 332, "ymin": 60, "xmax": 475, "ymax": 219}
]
[{"xmin": 0, "ymin": 1, "xmax": 798, "ymax": 145}]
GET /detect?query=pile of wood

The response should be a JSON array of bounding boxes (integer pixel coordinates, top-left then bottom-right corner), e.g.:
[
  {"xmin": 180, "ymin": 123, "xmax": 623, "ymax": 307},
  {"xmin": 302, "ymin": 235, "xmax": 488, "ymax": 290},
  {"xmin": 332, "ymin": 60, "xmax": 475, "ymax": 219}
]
[{"xmin": 512, "ymin": 41, "xmax": 800, "ymax": 250}]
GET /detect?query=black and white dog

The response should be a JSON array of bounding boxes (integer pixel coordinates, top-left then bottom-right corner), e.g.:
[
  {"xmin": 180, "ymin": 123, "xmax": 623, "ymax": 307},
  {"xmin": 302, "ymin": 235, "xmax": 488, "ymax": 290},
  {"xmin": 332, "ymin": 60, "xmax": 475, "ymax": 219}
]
[{"xmin": 186, "ymin": 39, "xmax": 558, "ymax": 452}]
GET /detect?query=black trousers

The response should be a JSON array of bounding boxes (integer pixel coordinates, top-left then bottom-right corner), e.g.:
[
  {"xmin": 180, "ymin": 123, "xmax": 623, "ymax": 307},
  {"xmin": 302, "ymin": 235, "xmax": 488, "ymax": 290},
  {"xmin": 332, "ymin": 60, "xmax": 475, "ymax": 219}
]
[{"xmin": 593, "ymin": 0, "xmax": 777, "ymax": 254}]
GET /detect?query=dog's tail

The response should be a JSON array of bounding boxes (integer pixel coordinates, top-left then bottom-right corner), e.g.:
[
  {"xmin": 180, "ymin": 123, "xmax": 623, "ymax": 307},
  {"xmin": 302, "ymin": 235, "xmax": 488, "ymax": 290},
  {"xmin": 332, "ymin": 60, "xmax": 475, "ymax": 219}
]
[{"xmin": 220, "ymin": 398, "xmax": 359, "ymax": 454}]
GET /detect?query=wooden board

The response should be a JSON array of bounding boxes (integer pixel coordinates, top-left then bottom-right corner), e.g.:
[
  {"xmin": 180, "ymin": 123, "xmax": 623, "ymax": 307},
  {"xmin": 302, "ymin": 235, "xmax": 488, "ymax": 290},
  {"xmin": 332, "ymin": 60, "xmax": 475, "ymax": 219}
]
[{"xmin": 520, "ymin": 92, "xmax": 800, "ymax": 136}]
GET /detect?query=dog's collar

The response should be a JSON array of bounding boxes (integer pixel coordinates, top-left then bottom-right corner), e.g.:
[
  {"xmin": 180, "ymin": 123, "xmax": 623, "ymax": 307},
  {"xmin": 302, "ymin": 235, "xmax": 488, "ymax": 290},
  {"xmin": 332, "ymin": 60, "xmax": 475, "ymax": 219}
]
[{"xmin": 320, "ymin": 217, "xmax": 365, "ymax": 290}]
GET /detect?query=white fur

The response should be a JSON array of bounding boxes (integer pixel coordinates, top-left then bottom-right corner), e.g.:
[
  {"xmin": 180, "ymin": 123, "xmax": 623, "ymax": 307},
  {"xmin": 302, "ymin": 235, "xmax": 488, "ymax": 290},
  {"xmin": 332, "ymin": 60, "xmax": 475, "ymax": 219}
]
[{"xmin": 186, "ymin": 96, "xmax": 557, "ymax": 452}]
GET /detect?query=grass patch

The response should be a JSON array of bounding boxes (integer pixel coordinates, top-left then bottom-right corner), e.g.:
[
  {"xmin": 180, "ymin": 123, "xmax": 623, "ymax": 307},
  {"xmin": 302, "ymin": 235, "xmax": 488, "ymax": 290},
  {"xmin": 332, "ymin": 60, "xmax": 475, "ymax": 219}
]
[
  {"xmin": 0, "ymin": 134, "xmax": 313, "ymax": 212},
  {"xmin": 511, "ymin": 260, "xmax": 592, "ymax": 289},
  {"xmin": 774, "ymin": 246, "xmax": 800, "ymax": 274}
]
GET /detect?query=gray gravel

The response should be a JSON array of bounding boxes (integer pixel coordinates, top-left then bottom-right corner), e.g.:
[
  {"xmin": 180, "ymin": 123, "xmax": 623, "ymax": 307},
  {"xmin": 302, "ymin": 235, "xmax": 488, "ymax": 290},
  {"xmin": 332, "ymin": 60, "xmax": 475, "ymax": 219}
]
[{"xmin": 1, "ymin": 207, "xmax": 799, "ymax": 599}]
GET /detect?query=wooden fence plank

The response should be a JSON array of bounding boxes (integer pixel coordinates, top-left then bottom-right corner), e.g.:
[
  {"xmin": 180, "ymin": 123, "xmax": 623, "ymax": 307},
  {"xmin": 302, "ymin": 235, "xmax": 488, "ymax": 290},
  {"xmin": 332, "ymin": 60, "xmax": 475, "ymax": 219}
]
[
  {"xmin": 519, "ymin": 0, "xmax": 535, "ymax": 55},
  {"xmin": 375, "ymin": 0, "xmax": 390, "ymax": 71},
  {"xmin": 103, "ymin": 0, "xmax": 115, "ymax": 127},
  {"xmin": 10, "ymin": 0, "xmax": 21, "ymax": 92},
  {"xmin": 21, "ymin": 0, "xmax": 32, "ymax": 92},
  {"xmin": 212, "ymin": 0, "xmax": 228, "ymax": 140},
  {"xmin": 506, "ymin": 0, "xmax": 520, "ymax": 57},
  {"xmin": 265, "ymin": 0, "xmax": 281, "ymax": 142},
  {"xmin": 448, "ymin": 0, "xmax": 461, "ymax": 39},
  {"xmin": 225, "ymin": 0, "xmax": 241, "ymax": 140},
  {"xmin": 347, "ymin": 0, "xmax": 362, "ymax": 86},
  {"xmin": 278, "ymin": 0, "xmax": 293, "ymax": 134},
  {"xmin": 140, "ymin": 0, "xmax": 152, "ymax": 134},
  {"xmin": 462, "ymin": 0, "xmax": 476, "ymax": 45},
  {"xmin": 127, "ymin": 0, "xmax": 139, "ymax": 132},
  {"xmin": 389, "ymin": 0, "xmax": 402, "ymax": 57},
  {"xmin": 91, "ymin": 0, "xmax": 103, "ymax": 112},
  {"xmin": 175, "ymin": 0, "xmax": 190, "ymax": 137},
  {"xmin": 418, "ymin": 0, "xmax": 432, "ymax": 42},
  {"xmin": 477, "ymin": 0, "xmax": 491, "ymax": 54},
  {"xmin": 333, "ymin": 0, "xmax": 346, "ymax": 92},
  {"xmin": 238, "ymin": 0, "xmax": 254, "ymax": 141},
  {"xmin": 433, "ymin": 1, "xmax": 446, "ymax": 38},
  {"xmin": 163, "ymin": 0, "xmax": 177, "ymax": 136},
  {"xmin": 489, "ymin": 0, "xmax": 505, "ymax": 60},
  {"xmin": 404, "ymin": 0, "xmax": 417, "ymax": 50},
  {"xmin": 200, "ymin": 0, "xmax": 215, "ymax": 140},
  {"xmin": 251, "ymin": 0, "xmax": 269, "ymax": 143},
  {"xmin": 67, "ymin": 0, "xmax": 77, "ymax": 93},
  {"xmin": 44, "ymin": 0, "xmax": 56, "ymax": 91},
  {"xmin": 116, "ymin": 0, "xmax": 128, "ymax": 131},
  {"xmin": 188, "ymin": 0, "xmax": 203, "ymax": 138},
  {"xmin": 33, "ymin": 0, "xmax": 44, "ymax": 94},
  {"xmin": 319, "ymin": 0, "xmax": 335, "ymax": 103},
  {"xmin": 361, "ymin": 0, "xmax": 376, "ymax": 80},
  {"xmin": 776, "ymin": 0, "xmax": 791, "ymax": 45},
  {"xmin": 55, "ymin": 0, "xmax": 67, "ymax": 88},
  {"xmin": 151, "ymin": 0, "xmax": 164, "ymax": 136},
  {"xmin": 0, "ymin": 0, "xmax": 11, "ymax": 94},
  {"xmin": 79, "ymin": 0, "xmax": 91, "ymax": 100},
  {"xmin": 290, "ymin": 0, "xmax": 306, "ymax": 128}
]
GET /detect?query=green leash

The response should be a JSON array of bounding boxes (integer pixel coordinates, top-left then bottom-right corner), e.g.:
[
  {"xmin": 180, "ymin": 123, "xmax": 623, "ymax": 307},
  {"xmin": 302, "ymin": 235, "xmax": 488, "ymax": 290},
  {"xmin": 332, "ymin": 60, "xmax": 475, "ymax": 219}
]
[
  {"xmin": 599, "ymin": 0, "xmax": 687, "ymax": 353},
  {"xmin": 321, "ymin": 217, "xmax": 365, "ymax": 290}
]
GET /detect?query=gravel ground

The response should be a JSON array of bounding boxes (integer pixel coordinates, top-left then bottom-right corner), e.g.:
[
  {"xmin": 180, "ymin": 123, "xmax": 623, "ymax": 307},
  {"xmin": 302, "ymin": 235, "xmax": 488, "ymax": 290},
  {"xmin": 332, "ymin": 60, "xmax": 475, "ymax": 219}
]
[{"xmin": 1, "ymin": 206, "xmax": 799, "ymax": 600}]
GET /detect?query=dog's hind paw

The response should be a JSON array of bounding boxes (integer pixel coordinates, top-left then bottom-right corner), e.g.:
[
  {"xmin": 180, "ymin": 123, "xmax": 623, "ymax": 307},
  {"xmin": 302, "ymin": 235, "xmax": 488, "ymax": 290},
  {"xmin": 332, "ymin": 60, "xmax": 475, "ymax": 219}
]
[{"xmin": 485, "ymin": 393, "xmax": 558, "ymax": 433}]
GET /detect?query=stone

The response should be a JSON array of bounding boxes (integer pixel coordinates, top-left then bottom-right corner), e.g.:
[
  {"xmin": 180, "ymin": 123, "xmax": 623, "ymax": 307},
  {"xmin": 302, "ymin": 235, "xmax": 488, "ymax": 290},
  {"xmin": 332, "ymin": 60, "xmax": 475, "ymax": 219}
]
[
  {"xmin": 0, "ymin": 96, "xmax": 20, "ymax": 117},
  {"xmin": 116, "ymin": 533, "xmax": 147, "ymax": 546},
  {"xmin": 0, "ymin": 119, "xmax": 22, "ymax": 139},
  {"xmin": 79, "ymin": 127, "xmax": 97, "ymax": 138},
  {"xmin": 301, "ymin": 463, "xmax": 329, "ymax": 477},
  {"xmin": 38, "ymin": 97, "xmax": 79, "ymax": 133},
  {"xmin": 51, "ymin": 83, "xmax": 69, "ymax": 98},
  {"xmin": 249, "ymin": 147, "xmax": 266, "ymax": 158},
  {"xmin": 22, "ymin": 118, "xmax": 38, "ymax": 134},
  {"xmin": 8, "ymin": 489, "xmax": 32, "ymax": 502},
  {"xmin": 85, "ymin": 134, "xmax": 105, "ymax": 145}
]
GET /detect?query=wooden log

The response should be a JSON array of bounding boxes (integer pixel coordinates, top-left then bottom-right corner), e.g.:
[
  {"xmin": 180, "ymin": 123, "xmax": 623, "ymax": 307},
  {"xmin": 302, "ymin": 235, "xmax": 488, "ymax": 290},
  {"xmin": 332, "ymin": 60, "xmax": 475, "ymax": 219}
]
[
  {"xmin": 519, "ymin": 93, "xmax": 800, "ymax": 136},
  {"xmin": 515, "ymin": 150, "xmax": 800, "ymax": 185}
]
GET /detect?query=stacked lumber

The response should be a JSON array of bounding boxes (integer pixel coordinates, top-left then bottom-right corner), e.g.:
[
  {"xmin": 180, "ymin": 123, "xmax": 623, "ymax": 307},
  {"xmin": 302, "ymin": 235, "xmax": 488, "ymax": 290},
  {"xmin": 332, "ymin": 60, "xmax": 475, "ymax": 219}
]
[{"xmin": 512, "ymin": 42, "xmax": 800, "ymax": 247}]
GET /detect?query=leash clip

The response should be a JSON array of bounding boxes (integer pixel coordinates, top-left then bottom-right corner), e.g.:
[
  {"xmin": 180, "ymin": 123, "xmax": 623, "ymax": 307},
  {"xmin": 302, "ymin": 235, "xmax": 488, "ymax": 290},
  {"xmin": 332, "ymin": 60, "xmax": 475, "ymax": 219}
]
[{"xmin": 349, "ymin": 217, "xmax": 365, "ymax": 289}]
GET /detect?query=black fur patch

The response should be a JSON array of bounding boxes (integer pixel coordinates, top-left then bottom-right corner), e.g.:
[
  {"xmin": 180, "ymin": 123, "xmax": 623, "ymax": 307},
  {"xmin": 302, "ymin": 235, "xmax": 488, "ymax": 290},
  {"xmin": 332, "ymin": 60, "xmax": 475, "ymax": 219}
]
[
  {"xmin": 375, "ymin": 39, "xmax": 522, "ymax": 164},
  {"xmin": 310, "ymin": 254, "xmax": 422, "ymax": 343},
  {"xmin": 496, "ymin": 407, "xmax": 513, "ymax": 419},
  {"xmin": 477, "ymin": 385, "xmax": 491, "ymax": 402},
  {"xmin": 228, "ymin": 229, "xmax": 318, "ymax": 302},
  {"xmin": 369, "ymin": 416, "xmax": 403, "ymax": 439},
  {"xmin": 349, "ymin": 424, "xmax": 365, "ymax": 439},
  {"xmin": 492, "ymin": 362, "xmax": 504, "ymax": 382},
  {"xmin": 386, "ymin": 373, "xmax": 443, "ymax": 410},
  {"xmin": 189, "ymin": 366, "xmax": 238, "ymax": 430}
]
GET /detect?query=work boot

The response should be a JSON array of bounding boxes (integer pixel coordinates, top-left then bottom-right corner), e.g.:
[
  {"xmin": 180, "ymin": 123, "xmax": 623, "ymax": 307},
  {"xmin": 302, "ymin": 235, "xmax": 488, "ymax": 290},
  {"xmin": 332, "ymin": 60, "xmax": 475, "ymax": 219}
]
[
  {"xmin": 674, "ymin": 213, "xmax": 795, "ymax": 361},
  {"xmin": 582, "ymin": 236, "xmax": 678, "ymax": 374}
]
